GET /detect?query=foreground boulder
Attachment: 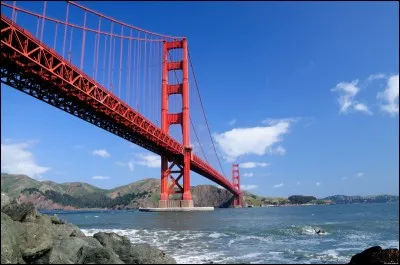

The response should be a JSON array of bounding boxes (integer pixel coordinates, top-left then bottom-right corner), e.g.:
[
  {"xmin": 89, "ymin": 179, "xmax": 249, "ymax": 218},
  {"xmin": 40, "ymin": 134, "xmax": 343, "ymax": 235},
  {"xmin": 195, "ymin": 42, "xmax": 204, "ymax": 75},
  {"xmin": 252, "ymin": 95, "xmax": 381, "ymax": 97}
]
[
  {"xmin": 349, "ymin": 246, "xmax": 399, "ymax": 264},
  {"xmin": 1, "ymin": 213, "xmax": 24, "ymax": 264},
  {"xmin": 94, "ymin": 232, "xmax": 177, "ymax": 264},
  {"xmin": 1, "ymin": 200, "xmax": 177, "ymax": 264}
]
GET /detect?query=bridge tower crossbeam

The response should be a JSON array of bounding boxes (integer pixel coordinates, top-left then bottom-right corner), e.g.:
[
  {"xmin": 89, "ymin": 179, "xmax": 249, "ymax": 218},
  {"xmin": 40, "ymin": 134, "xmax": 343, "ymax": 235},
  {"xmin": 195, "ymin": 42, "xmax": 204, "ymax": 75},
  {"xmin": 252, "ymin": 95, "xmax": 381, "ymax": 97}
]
[{"xmin": 159, "ymin": 38, "xmax": 194, "ymax": 208}]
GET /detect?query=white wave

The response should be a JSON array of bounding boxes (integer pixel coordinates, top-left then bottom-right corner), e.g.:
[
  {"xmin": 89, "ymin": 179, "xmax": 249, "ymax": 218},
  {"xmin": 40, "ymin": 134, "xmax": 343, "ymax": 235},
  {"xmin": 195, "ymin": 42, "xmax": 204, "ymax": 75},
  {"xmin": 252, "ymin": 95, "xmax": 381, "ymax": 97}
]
[{"xmin": 208, "ymin": 232, "xmax": 226, "ymax": 239}]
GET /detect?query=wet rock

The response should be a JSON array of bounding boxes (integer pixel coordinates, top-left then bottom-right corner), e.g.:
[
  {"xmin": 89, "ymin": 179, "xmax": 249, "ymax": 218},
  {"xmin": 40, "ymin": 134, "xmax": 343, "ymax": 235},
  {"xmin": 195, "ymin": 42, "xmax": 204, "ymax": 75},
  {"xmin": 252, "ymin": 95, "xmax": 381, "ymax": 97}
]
[
  {"xmin": 1, "ymin": 213, "xmax": 24, "ymax": 264},
  {"xmin": 16, "ymin": 222, "xmax": 53, "ymax": 262},
  {"xmin": 93, "ymin": 232, "xmax": 176, "ymax": 264},
  {"xmin": 2, "ymin": 200, "xmax": 38, "ymax": 222},
  {"xmin": 349, "ymin": 246, "xmax": 399, "ymax": 264}
]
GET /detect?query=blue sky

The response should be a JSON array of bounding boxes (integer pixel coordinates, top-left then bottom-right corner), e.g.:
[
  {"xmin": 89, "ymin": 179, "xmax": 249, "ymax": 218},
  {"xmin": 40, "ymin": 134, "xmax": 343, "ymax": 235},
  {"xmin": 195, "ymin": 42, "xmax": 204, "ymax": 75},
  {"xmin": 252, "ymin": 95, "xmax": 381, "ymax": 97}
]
[{"xmin": 1, "ymin": 1, "xmax": 399, "ymax": 198}]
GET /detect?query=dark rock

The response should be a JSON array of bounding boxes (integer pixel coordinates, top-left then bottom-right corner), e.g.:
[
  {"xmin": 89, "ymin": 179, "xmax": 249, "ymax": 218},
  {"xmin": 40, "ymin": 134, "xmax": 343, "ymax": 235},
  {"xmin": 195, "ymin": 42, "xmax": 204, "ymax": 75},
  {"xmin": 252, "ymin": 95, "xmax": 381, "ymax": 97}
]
[
  {"xmin": 78, "ymin": 246, "xmax": 124, "ymax": 264},
  {"xmin": 49, "ymin": 223, "xmax": 86, "ymax": 239},
  {"xmin": 349, "ymin": 246, "xmax": 399, "ymax": 264},
  {"xmin": 93, "ymin": 232, "xmax": 176, "ymax": 264},
  {"xmin": 2, "ymin": 200, "xmax": 38, "ymax": 222},
  {"xmin": 1, "ymin": 213, "xmax": 24, "ymax": 264},
  {"xmin": 129, "ymin": 243, "xmax": 176, "ymax": 264},
  {"xmin": 32, "ymin": 237, "xmax": 111, "ymax": 264},
  {"xmin": 16, "ymin": 222, "xmax": 53, "ymax": 262}
]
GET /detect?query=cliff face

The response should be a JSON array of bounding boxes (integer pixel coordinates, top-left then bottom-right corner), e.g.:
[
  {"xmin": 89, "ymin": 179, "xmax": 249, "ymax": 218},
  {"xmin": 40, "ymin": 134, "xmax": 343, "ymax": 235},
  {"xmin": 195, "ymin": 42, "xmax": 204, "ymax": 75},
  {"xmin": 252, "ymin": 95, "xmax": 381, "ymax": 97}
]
[{"xmin": 191, "ymin": 185, "xmax": 234, "ymax": 208}]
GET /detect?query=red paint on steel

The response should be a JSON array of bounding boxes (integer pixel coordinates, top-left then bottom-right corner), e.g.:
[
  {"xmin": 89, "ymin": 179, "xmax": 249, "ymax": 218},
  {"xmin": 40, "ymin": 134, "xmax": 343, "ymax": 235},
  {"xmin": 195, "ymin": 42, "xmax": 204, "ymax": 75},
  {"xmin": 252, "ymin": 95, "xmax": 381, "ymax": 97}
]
[
  {"xmin": 232, "ymin": 164, "xmax": 242, "ymax": 207},
  {"xmin": 0, "ymin": 14, "xmax": 239, "ymax": 198}
]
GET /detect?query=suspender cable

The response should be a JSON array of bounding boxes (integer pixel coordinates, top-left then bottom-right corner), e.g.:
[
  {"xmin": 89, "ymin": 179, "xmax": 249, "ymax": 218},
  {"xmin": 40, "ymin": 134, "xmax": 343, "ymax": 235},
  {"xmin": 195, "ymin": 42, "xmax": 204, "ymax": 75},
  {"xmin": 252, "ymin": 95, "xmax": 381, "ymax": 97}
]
[
  {"xmin": 40, "ymin": 1, "xmax": 47, "ymax": 42},
  {"xmin": 53, "ymin": 22, "xmax": 58, "ymax": 50},
  {"xmin": 102, "ymin": 34, "xmax": 108, "ymax": 87},
  {"xmin": 80, "ymin": 11, "xmax": 87, "ymax": 70},
  {"xmin": 118, "ymin": 26, "xmax": 124, "ymax": 99},
  {"xmin": 68, "ymin": 27, "xmax": 73, "ymax": 62},
  {"xmin": 95, "ymin": 18, "xmax": 101, "ymax": 80},
  {"xmin": 127, "ymin": 29, "xmax": 132, "ymax": 106},
  {"xmin": 62, "ymin": 3, "xmax": 69, "ymax": 58},
  {"xmin": 11, "ymin": 1, "xmax": 16, "ymax": 22},
  {"xmin": 108, "ymin": 23, "xmax": 113, "ymax": 91}
]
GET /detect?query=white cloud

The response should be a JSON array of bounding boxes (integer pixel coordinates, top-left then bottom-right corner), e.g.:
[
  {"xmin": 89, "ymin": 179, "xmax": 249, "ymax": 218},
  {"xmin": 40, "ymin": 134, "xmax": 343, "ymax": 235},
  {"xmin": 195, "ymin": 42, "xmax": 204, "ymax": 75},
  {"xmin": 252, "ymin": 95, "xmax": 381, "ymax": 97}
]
[
  {"xmin": 270, "ymin": 146, "xmax": 286, "ymax": 155},
  {"xmin": 331, "ymin": 79, "xmax": 360, "ymax": 113},
  {"xmin": 240, "ymin": 162, "xmax": 269, "ymax": 168},
  {"xmin": 92, "ymin": 176, "xmax": 110, "ymax": 180},
  {"xmin": 241, "ymin": 184, "xmax": 258, "ymax": 190},
  {"xmin": 214, "ymin": 119, "xmax": 292, "ymax": 162},
  {"xmin": 273, "ymin": 183, "xmax": 284, "ymax": 188},
  {"xmin": 368, "ymin": 73, "xmax": 386, "ymax": 81},
  {"xmin": 377, "ymin": 74, "xmax": 399, "ymax": 116},
  {"xmin": 357, "ymin": 172, "xmax": 364, "ymax": 177},
  {"xmin": 316, "ymin": 182, "xmax": 321, "ymax": 186},
  {"xmin": 228, "ymin": 119, "xmax": 237, "ymax": 126},
  {"xmin": 243, "ymin": 172, "xmax": 254, "ymax": 178},
  {"xmin": 353, "ymin": 103, "xmax": 372, "ymax": 115},
  {"xmin": 136, "ymin": 154, "xmax": 161, "ymax": 168},
  {"xmin": 92, "ymin": 149, "xmax": 110, "ymax": 158},
  {"xmin": 1, "ymin": 141, "xmax": 50, "ymax": 179}
]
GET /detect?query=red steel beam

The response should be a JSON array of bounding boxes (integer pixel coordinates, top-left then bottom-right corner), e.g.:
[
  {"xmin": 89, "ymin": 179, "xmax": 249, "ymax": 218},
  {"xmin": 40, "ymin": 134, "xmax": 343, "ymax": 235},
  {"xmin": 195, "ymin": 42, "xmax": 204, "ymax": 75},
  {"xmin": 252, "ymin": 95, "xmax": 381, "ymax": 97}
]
[{"xmin": 0, "ymin": 14, "xmax": 239, "ymax": 197}]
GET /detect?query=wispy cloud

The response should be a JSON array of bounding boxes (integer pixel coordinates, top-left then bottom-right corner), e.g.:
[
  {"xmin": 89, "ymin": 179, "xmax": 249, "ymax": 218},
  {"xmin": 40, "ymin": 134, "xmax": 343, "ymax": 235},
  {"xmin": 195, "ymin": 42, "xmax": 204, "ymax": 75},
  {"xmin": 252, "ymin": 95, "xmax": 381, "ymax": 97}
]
[
  {"xmin": 214, "ymin": 119, "xmax": 293, "ymax": 162},
  {"xmin": 1, "ymin": 141, "xmax": 50, "ymax": 179},
  {"xmin": 356, "ymin": 172, "xmax": 364, "ymax": 177},
  {"xmin": 115, "ymin": 161, "xmax": 134, "ymax": 172},
  {"xmin": 331, "ymin": 79, "xmax": 368, "ymax": 114},
  {"xmin": 367, "ymin": 73, "xmax": 386, "ymax": 81},
  {"xmin": 241, "ymin": 184, "xmax": 258, "ymax": 190},
  {"xmin": 273, "ymin": 183, "xmax": 284, "ymax": 188},
  {"xmin": 228, "ymin": 119, "xmax": 237, "ymax": 126},
  {"xmin": 316, "ymin": 182, "xmax": 321, "ymax": 186},
  {"xmin": 136, "ymin": 154, "xmax": 161, "ymax": 168},
  {"xmin": 92, "ymin": 149, "xmax": 110, "ymax": 158},
  {"xmin": 243, "ymin": 172, "xmax": 254, "ymax": 178},
  {"xmin": 353, "ymin": 103, "xmax": 373, "ymax": 115},
  {"xmin": 296, "ymin": 181, "xmax": 301, "ymax": 185},
  {"xmin": 377, "ymin": 74, "xmax": 399, "ymax": 116},
  {"xmin": 240, "ymin": 162, "xmax": 269, "ymax": 169},
  {"xmin": 92, "ymin": 176, "xmax": 110, "ymax": 180},
  {"xmin": 342, "ymin": 176, "xmax": 347, "ymax": 180}
]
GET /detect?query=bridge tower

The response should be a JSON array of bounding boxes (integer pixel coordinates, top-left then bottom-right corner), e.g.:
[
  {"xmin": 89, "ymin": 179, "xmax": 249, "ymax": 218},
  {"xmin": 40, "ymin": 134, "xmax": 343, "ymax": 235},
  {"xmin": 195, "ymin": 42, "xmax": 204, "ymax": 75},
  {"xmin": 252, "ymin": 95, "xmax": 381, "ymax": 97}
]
[
  {"xmin": 159, "ymin": 38, "xmax": 194, "ymax": 208},
  {"xmin": 232, "ymin": 164, "xmax": 242, "ymax": 208}
]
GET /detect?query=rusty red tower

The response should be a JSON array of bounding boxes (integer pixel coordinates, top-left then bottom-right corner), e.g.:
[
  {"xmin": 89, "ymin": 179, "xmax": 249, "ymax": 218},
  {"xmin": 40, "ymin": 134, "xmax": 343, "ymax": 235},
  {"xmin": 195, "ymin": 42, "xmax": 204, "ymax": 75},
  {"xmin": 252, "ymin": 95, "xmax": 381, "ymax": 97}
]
[
  {"xmin": 232, "ymin": 164, "xmax": 242, "ymax": 207},
  {"xmin": 159, "ymin": 38, "xmax": 193, "ymax": 208}
]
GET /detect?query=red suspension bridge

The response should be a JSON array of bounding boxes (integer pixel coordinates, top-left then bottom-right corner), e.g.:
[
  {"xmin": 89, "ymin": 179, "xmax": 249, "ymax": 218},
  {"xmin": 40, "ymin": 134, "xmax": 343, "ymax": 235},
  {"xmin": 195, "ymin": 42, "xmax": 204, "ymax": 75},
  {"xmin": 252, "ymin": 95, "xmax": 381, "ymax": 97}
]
[{"xmin": 0, "ymin": 1, "xmax": 242, "ymax": 208}]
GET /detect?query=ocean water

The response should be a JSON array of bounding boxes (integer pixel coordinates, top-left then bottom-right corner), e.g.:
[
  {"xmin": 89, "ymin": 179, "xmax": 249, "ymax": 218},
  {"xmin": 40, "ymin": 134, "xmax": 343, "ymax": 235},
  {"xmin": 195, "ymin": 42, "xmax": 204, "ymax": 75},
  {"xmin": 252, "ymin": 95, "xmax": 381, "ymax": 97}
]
[{"xmin": 44, "ymin": 203, "xmax": 399, "ymax": 264}]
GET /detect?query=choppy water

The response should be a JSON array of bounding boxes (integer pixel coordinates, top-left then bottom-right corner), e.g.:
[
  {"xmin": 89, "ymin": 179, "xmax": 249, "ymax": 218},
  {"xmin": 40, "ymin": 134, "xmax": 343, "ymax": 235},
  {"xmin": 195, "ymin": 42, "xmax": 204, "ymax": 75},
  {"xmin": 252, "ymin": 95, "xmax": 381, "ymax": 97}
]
[{"xmin": 43, "ymin": 202, "xmax": 399, "ymax": 264}]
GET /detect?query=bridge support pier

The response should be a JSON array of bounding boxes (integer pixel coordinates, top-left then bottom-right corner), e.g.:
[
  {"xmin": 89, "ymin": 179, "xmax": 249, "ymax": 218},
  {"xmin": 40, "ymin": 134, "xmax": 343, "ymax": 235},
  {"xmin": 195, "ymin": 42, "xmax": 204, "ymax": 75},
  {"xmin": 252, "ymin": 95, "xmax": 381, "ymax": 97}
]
[{"xmin": 159, "ymin": 38, "xmax": 193, "ymax": 208}]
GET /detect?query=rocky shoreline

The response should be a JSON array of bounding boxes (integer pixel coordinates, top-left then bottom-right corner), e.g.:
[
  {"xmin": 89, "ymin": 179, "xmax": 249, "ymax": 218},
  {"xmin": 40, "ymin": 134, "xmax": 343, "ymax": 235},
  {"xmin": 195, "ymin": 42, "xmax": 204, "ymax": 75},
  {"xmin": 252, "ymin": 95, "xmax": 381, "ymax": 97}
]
[
  {"xmin": 1, "ymin": 193, "xmax": 398, "ymax": 264},
  {"xmin": 1, "ymin": 194, "xmax": 176, "ymax": 264}
]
